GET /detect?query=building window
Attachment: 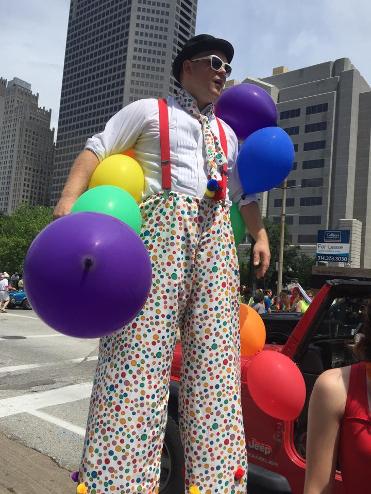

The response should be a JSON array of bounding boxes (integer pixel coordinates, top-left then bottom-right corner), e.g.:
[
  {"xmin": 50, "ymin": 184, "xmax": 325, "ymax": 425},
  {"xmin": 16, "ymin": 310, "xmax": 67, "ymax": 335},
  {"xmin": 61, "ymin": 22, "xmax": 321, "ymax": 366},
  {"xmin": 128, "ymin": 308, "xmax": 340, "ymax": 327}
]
[
  {"xmin": 301, "ymin": 177, "xmax": 323, "ymax": 187},
  {"xmin": 293, "ymin": 143, "xmax": 298, "ymax": 152},
  {"xmin": 273, "ymin": 215, "xmax": 294, "ymax": 225},
  {"xmin": 284, "ymin": 126, "xmax": 299, "ymax": 135},
  {"xmin": 286, "ymin": 215, "xmax": 294, "ymax": 225},
  {"xmin": 303, "ymin": 140, "xmax": 326, "ymax": 151},
  {"xmin": 292, "ymin": 161, "xmax": 297, "ymax": 170},
  {"xmin": 287, "ymin": 180, "xmax": 296, "ymax": 187},
  {"xmin": 274, "ymin": 197, "xmax": 295, "ymax": 207},
  {"xmin": 300, "ymin": 196, "xmax": 323, "ymax": 206},
  {"xmin": 298, "ymin": 234, "xmax": 317, "ymax": 244},
  {"xmin": 299, "ymin": 215, "xmax": 322, "ymax": 225},
  {"xmin": 306, "ymin": 103, "xmax": 328, "ymax": 115},
  {"xmin": 305, "ymin": 121, "xmax": 327, "ymax": 133},
  {"xmin": 302, "ymin": 159, "xmax": 325, "ymax": 169},
  {"xmin": 280, "ymin": 108, "xmax": 300, "ymax": 120}
]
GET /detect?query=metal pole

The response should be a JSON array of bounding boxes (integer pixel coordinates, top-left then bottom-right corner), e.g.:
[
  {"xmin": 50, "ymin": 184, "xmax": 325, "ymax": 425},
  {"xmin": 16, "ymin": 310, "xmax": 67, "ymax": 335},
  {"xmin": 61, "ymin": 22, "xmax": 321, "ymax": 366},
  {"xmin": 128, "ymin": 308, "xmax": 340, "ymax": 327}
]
[
  {"xmin": 277, "ymin": 179, "xmax": 287, "ymax": 295},
  {"xmin": 248, "ymin": 235, "xmax": 257, "ymax": 294}
]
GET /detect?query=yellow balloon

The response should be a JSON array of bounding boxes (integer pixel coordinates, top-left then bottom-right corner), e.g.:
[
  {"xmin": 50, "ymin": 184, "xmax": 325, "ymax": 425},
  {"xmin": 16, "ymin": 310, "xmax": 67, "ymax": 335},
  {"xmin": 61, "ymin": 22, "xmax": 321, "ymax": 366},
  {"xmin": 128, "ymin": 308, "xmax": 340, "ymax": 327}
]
[{"xmin": 89, "ymin": 154, "xmax": 144, "ymax": 203}]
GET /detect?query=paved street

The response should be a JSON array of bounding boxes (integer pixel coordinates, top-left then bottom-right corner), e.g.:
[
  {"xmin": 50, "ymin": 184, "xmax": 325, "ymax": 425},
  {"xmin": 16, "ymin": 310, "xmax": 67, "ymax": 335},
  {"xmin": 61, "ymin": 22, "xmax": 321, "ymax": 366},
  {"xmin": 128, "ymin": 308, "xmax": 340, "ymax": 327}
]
[{"xmin": 0, "ymin": 308, "xmax": 99, "ymax": 490}]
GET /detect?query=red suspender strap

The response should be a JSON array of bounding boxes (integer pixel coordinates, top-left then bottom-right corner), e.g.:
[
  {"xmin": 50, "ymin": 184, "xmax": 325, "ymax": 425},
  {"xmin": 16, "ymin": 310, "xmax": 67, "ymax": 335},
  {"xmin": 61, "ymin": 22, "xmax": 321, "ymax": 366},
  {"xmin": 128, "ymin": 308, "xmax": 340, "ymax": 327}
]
[
  {"xmin": 158, "ymin": 98, "xmax": 171, "ymax": 191},
  {"xmin": 215, "ymin": 117, "xmax": 228, "ymax": 201}
]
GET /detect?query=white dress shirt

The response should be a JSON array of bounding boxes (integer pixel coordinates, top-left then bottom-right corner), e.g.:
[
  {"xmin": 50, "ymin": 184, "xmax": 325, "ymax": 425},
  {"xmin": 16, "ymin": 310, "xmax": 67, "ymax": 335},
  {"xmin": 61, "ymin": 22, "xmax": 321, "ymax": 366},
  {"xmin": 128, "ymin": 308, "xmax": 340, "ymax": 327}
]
[{"xmin": 85, "ymin": 96, "xmax": 257, "ymax": 209}]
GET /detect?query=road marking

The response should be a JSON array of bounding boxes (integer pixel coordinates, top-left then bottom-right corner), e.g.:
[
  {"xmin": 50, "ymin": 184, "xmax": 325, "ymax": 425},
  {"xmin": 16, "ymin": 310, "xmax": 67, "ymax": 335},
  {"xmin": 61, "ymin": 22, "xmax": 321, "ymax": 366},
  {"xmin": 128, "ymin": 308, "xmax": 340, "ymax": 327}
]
[
  {"xmin": 0, "ymin": 313, "xmax": 38, "ymax": 320},
  {"xmin": 29, "ymin": 409, "xmax": 86, "ymax": 436},
  {"xmin": 0, "ymin": 382, "xmax": 93, "ymax": 418},
  {"xmin": 0, "ymin": 356, "xmax": 98, "ymax": 374},
  {"xmin": 0, "ymin": 363, "xmax": 41, "ymax": 373}
]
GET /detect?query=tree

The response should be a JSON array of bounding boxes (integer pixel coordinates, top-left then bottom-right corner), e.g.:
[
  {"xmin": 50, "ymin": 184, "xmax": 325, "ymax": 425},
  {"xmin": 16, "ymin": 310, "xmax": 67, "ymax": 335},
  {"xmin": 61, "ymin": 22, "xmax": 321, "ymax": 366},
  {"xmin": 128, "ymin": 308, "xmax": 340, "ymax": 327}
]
[
  {"xmin": 237, "ymin": 218, "xmax": 316, "ymax": 291},
  {"xmin": 0, "ymin": 205, "xmax": 53, "ymax": 273}
]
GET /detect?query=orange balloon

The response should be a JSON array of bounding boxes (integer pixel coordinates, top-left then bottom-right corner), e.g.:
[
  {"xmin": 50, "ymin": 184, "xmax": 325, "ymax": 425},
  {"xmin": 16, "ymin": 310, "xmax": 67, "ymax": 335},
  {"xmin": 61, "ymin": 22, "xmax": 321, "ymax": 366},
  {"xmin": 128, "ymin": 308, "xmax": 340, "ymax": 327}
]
[
  {"xmin": 240, "ymin": 303, "xmax": 266, "ymax": 357},
  {"xmin": 122, "ymin": 148, "xmax": 136, "ymax": 159}
]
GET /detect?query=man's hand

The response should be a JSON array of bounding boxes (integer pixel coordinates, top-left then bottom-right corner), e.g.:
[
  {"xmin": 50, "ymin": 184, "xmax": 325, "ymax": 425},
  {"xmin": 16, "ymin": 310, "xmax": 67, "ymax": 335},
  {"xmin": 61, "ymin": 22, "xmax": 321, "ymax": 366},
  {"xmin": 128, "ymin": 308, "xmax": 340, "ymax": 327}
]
[
  {"xmin": 253, "ymin": 237, "xmax": 271, "ymax": 279},
  {"xmin": 240, "ymin": 201, "xmax": 271, "ymax": 279},
  {"xmin": 53, "ymin": 196, "xmax": 77, "ymax": 220}
]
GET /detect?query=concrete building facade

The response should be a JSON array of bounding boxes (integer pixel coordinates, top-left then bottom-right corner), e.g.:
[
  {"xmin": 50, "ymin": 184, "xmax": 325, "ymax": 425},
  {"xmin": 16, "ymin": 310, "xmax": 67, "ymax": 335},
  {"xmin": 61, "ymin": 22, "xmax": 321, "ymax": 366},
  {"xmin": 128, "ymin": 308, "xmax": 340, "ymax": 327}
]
[
  {"xmin": 0, "ymin": 77, "xmax": 54, "ymax": 214},
  {"xmin": 255, "ymin": 59, "xmax": 371, "ymax": 268},
  {"xmin": 51, "ymin": 0, "xmax": 198, "ymax": 205}
]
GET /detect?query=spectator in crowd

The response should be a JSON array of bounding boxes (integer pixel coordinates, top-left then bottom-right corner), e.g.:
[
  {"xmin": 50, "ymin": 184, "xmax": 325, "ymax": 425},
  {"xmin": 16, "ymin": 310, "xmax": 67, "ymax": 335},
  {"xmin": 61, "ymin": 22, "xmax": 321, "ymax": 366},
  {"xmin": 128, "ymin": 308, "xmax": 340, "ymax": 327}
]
[
  {"xmin": 18, "ymin": 275, "xmax": 24, "ymax": 290},
  {"xmin": 10, "ymin": 272, "xmax": 19, "ymax": 290},
  {"xmin": 291, "ymin": 290, "xmax": 309, "ymax": 313},
  {"xmin": 270, "ymin": 295, "xmax": 281, "ymax": 311},
  {"xmin": 240, "ymin": 285, "xmax": 253, "ymax": 305},
  {"xmin": 251, "ymin": 290, "xmax": 266, "ymax": 315},
  {"xmin": 264, "ymin": 289, "xmax": 273, "ymax": 313},
  {"xmin": 0, "ymin": 272, "xmax": 10, "ymax": 313},
  {"xmin": 304, "ymin": 299, "xmax": 371, "ymax": 494},
  {"xmin": 277, "ymin": 290, "xmax": 291, "ymax": 311}
]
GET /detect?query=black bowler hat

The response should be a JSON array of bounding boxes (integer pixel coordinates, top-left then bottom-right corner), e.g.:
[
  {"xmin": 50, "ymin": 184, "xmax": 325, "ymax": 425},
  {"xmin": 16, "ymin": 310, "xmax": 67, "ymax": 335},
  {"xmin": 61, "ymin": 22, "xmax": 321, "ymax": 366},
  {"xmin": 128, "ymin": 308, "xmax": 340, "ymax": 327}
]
[{"xmin": 172, "ymin": 34, "xmax": 234, "ymax": 83}]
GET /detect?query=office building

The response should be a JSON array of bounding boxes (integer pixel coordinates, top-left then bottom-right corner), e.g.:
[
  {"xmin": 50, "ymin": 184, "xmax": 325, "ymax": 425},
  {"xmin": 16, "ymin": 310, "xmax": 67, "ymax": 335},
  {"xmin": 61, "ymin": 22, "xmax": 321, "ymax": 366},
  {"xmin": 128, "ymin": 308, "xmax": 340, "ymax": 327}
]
[
  {"xmin": 237, "ymin": 59, "xmax": 371, "ymax": 269},
  {"xmin": 51, "ymin": 0, "xmax": 198, "ymax": 205},
  {"xmin": 0, "ymin": 77, "xmax": 54, "ymax": 214}
]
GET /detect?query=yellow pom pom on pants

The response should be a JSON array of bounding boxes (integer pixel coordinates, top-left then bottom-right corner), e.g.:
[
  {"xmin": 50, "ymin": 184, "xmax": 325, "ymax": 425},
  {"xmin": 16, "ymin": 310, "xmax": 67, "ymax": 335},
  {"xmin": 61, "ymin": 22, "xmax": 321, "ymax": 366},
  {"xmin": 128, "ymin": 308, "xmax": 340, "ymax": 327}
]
[{"xmin": 78, "ymin": 191, "xmax": 247, "ymax": 493}]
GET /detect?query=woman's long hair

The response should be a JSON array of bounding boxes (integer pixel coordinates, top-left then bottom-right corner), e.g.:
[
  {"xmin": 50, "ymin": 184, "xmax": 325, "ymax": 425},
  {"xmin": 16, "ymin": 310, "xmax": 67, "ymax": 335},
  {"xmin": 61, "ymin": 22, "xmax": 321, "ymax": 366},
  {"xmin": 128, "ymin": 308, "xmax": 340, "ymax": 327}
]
[{"xmin": 354, "ymin": 300, "xmax": 371, "ymax": 362}]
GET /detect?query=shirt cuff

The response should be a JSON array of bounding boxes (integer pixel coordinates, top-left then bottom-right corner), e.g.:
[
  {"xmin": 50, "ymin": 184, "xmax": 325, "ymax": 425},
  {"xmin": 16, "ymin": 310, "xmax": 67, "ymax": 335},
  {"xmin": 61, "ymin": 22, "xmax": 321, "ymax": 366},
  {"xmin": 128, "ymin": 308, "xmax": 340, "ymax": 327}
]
[
  {"xmin": 238, "ymin": 193, "xmax": 258, "ymax": 210},
  {"xmin": 85, "ymin": 138, "xmax": 105, "ymax": 162}
]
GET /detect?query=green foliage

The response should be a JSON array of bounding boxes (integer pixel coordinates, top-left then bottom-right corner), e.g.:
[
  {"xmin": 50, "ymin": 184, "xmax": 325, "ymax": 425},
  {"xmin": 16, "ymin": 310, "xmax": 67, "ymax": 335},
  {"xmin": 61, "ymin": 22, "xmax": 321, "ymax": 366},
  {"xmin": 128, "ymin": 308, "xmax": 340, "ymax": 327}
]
[
  {"xmin": 0, "ymin": 205, "xmax": 53, "ymax": 273},
  {"xmin": 237, "ymin": 218, "xmax": 316, "ymax": 290},
  {"xmin": 239, "ymin": 260, "xmax": 250, "ymax": 286}
]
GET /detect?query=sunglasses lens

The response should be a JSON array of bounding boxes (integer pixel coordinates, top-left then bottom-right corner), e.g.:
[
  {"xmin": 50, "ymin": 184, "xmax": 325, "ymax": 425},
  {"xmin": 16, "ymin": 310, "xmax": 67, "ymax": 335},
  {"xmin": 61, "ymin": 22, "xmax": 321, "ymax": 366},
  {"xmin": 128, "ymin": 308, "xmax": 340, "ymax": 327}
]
[
  {"xmin": 211, "ymin": 56, "xmax": 223, "ymax": 71},
  {"xmin": 225, "ymin": 64, "xmax": 232, "ymax": 76}
]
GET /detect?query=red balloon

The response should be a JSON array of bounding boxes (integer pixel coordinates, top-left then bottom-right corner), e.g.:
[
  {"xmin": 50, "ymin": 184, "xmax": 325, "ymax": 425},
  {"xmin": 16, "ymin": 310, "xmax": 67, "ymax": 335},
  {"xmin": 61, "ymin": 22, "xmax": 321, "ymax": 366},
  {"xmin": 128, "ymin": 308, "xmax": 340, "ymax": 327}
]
[{"xmin": 247, "ymin": 350, "xmax": 306, "ymax": 421}]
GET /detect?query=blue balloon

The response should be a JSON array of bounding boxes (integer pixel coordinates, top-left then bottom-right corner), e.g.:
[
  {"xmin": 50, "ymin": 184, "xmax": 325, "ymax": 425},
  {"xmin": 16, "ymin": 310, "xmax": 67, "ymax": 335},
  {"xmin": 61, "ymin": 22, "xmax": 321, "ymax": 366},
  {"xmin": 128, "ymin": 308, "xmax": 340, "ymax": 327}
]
[{"xmin": 237, "ymin": 127, "xmax": 295, "ymax": 194}]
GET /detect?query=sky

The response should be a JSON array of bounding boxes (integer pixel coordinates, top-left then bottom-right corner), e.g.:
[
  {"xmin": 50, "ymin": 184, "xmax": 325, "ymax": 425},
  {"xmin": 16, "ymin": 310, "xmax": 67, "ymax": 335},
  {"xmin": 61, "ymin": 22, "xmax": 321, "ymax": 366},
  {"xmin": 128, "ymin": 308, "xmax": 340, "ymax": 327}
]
[{"xmin": 1, "ymin": 0, "xmax": 371, "ymax": 132}]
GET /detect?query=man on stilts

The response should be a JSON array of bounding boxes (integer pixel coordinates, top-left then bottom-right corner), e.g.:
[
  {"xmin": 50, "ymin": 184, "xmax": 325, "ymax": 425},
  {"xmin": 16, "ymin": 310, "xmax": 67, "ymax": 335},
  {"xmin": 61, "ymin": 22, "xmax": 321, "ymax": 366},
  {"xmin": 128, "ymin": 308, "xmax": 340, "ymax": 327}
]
[{"xmin": 54, "ymin": 34, "xmax": 270, "ymax": 494}]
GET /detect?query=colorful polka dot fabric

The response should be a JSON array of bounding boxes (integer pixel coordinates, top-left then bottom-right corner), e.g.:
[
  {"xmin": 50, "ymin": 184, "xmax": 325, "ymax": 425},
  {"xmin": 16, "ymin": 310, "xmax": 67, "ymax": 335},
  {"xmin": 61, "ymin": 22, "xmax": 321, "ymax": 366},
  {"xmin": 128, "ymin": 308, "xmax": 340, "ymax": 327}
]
[{"xmin": 78, "ymin": 191, "xmax": 247, "ymax": 493}]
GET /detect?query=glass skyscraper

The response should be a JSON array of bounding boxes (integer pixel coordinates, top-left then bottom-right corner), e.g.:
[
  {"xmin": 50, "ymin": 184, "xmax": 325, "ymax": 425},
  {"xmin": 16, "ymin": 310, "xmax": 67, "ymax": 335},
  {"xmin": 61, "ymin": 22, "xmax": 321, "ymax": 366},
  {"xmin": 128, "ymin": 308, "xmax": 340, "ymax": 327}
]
[{"xmin": 51, "ymin": 0, "xmax": 197, "ymax": 204}]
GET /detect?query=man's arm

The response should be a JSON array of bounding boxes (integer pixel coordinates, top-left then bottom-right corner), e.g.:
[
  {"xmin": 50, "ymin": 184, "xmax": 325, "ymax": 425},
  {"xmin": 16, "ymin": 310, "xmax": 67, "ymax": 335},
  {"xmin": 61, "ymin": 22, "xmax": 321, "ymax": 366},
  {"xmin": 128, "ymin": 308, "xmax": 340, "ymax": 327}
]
[
  {"xmin": 240, "ymin": 201, "xmax": 270, "ymax": 279},
  {"xmin": 53, "ymin": 150, "xmax": 99, "ymax": 219},
  {"xmin": 53, "ymin": 99, "xmax": 151, "ymax": 219},
  {"xmin": 303, "ymin": 368, "xmax": 346, "ymax": 494}
]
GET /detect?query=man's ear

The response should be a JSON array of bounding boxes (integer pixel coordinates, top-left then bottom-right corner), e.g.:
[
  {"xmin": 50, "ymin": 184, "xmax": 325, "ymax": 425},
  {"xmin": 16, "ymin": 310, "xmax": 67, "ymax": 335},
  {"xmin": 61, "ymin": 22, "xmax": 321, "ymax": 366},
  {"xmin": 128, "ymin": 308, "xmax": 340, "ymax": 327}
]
[{"xmin": 182, "ymin": 59, "xmax": 193, "ymax": 78}]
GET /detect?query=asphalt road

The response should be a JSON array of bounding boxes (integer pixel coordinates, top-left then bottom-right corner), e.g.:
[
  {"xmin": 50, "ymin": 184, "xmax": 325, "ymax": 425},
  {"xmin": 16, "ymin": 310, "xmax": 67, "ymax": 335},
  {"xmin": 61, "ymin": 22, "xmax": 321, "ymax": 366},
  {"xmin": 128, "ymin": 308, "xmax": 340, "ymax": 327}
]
[{"xmin": 0, "ymin": 308, "xmax": 99, "ymax": 475}]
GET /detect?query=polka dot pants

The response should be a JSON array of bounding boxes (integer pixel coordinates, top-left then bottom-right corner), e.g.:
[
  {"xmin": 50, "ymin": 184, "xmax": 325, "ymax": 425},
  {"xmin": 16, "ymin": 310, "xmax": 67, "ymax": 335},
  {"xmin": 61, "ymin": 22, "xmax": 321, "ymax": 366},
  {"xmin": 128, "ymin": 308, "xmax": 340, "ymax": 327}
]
[{"xmin": 78, "ymin": 192, "xmax": 247, "ymax": 493}]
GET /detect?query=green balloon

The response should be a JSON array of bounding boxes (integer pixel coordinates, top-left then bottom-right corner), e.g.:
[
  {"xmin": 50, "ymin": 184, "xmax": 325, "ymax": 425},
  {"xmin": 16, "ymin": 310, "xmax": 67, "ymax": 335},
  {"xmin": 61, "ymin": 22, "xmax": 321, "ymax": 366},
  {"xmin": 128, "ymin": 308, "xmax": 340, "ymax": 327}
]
[
  {"xmin": 72, "ymin": 185, "xmax": 142, "ymax": 234},
  {"xmin": 230, "ymin": 202, "xmax": 246, "ymax": 246}
]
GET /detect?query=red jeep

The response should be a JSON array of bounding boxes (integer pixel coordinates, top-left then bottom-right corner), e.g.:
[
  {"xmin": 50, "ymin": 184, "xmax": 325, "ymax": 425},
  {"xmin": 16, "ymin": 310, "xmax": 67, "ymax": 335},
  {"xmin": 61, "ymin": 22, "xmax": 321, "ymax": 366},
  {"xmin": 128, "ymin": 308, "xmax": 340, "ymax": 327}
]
[{"xmin": 159, "ymin": 279, "xmax": 371, "ymax": 493}]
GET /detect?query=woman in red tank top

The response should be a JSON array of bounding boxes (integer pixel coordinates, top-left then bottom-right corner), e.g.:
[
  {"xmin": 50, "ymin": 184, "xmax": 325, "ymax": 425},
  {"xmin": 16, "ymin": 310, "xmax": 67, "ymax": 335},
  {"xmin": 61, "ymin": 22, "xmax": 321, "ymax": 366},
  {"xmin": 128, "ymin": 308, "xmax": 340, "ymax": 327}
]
[{"xmin": 304, "ymin": 300, "xmax": 371, "ymax": 494}]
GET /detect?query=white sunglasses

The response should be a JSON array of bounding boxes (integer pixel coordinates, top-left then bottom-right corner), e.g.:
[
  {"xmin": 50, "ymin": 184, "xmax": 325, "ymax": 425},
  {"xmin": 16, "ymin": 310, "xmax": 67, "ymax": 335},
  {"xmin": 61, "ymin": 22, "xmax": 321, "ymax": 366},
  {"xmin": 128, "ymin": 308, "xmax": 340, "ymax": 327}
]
[{"xmin": 191, "ymin": 55, "xmax": 232, "ymax": 77}]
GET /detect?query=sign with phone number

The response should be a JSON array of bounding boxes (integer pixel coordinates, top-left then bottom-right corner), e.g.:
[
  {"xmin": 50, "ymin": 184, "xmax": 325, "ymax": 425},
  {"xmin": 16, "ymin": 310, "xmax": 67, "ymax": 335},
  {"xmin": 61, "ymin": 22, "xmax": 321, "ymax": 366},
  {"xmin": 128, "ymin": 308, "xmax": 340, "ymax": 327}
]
[{"xmin": 316, "ymin": 254, "xmax": 349, "ymax": 263}]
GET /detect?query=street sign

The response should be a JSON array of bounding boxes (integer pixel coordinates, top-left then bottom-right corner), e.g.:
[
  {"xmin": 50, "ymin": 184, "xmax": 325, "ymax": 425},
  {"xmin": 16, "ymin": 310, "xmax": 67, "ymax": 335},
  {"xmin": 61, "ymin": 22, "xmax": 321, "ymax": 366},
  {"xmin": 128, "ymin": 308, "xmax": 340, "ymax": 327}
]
[{"xmin": 316, "ymin": 230, "xmax": 350, "ymax": 263}]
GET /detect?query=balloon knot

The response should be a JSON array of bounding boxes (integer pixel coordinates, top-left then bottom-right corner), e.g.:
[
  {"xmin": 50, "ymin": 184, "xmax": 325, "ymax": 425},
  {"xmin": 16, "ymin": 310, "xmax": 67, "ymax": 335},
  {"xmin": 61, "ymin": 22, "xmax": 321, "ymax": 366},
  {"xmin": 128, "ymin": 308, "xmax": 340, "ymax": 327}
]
[{"xmin": 84, "ymin": 257, "xmax": 94, "ymax": 269}]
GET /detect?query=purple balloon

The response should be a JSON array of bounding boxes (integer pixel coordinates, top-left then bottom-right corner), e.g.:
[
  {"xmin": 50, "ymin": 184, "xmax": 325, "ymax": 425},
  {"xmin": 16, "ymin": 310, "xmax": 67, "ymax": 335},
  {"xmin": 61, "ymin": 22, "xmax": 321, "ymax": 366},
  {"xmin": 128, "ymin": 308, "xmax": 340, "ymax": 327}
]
[
  {"xmin": 215, "ymin": 83, "xmax": 278, "ymax": 140},
  {"xmin": 24, "ymin": 212, "xmax": 152, "ymax": 338}
]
